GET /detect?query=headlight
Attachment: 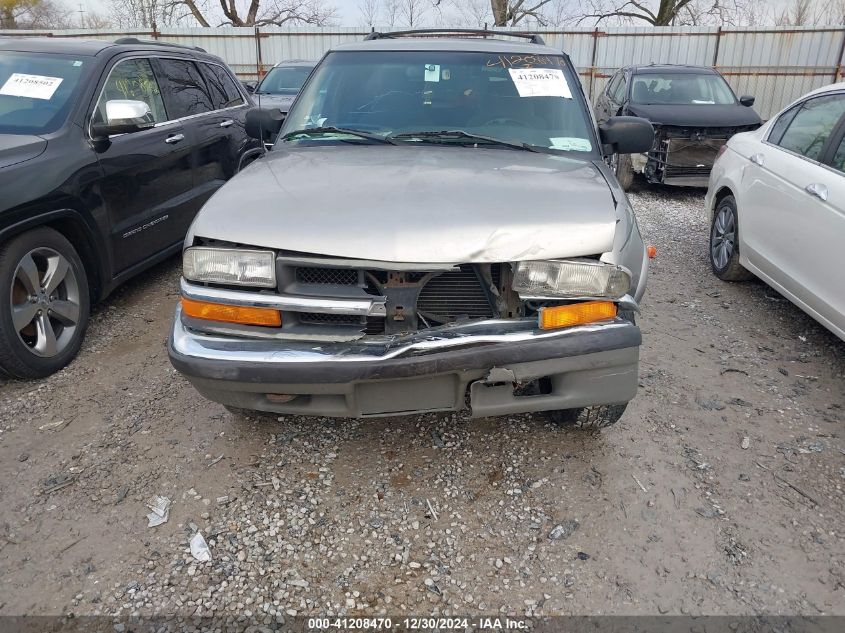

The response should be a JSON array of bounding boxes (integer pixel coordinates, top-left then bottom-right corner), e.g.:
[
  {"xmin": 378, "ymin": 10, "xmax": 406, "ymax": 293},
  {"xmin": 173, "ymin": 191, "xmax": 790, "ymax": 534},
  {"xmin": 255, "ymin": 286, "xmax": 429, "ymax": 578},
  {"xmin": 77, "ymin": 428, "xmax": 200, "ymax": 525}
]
[
  {"xmin": 183, "ymin": 247, "xmax": 276, "ymax": 288},
  {"xmin": 512, "ymin": 260, "xmax": 630, "ymax": 299}
]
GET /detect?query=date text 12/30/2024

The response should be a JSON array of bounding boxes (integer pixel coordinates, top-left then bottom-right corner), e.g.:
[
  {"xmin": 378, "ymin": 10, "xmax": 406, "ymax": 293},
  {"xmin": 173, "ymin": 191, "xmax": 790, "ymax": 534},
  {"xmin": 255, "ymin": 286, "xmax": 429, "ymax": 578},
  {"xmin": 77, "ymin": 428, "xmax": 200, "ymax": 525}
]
[{"xmin": 308, "ymin": 617, "xmax": 528, "ymax": 630}]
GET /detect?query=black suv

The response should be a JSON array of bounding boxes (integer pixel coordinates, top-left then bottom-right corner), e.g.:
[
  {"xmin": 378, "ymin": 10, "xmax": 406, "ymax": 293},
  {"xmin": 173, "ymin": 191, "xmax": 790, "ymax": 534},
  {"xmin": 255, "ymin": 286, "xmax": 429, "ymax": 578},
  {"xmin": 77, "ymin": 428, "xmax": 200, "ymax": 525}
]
[
  {"xmin": 595, "ymin": 64, "xmax": 760, "ymax": 189},
  {"xmin": 0, "ymin": 37, "xmax": 261, "ymax": 378}
]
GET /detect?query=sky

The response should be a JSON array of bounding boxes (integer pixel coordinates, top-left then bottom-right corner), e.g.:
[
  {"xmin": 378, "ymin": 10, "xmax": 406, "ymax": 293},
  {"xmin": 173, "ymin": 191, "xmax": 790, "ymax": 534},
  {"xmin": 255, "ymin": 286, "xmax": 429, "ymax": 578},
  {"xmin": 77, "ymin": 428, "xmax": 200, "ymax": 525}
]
[{"xmin": 73, "ymin": 0, "xmax": 804, "ymax": 29}]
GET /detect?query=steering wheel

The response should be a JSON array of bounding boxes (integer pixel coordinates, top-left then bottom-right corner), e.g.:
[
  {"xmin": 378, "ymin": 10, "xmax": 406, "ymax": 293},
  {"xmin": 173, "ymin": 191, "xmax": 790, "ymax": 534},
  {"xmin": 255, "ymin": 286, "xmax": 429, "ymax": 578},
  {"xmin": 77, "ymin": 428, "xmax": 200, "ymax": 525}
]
[{"xmin": 483, "ymin": 117, "xmax": 529, "ymax": 128}]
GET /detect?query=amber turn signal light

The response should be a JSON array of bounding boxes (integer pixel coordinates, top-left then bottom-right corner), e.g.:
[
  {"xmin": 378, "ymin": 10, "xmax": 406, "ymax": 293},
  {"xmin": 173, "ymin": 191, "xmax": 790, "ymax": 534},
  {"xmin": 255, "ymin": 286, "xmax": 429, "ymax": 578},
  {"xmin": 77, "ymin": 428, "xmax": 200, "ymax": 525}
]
[
  {"xmin": 181, "ymin": 297, "xmax": 281, "ymax": 327},
  {"xmin": 538, "ymin": 301, "xmax": 617, "ymax": 330},
  {"xmin": 647, "ymin": 245, "xmax": 657, "ymax": 259}
]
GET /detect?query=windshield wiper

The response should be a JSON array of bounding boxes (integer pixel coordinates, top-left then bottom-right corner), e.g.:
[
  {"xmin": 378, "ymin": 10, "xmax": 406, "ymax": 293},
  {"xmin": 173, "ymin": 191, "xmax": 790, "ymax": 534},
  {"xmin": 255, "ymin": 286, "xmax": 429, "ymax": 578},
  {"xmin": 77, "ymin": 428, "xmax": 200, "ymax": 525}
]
[
  {"xmin": 282, "ymin": 126, "xmax": 396, "ymax": 144},
  {"xmin": 389, "ymin": 130, "xmax": 541, "ymax": 152}
]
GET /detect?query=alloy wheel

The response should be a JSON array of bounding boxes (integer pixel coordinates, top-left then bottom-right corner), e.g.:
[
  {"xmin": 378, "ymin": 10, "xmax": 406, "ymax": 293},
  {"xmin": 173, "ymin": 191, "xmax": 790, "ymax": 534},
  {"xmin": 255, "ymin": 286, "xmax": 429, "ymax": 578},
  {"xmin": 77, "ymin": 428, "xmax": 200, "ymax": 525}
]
[
  {"xmin": 10, "ymin": 247, "xmax": 81, "ymax": 358},
  {"xmin": 711, "ymin": 206, "xmax": 736, "ymax": 270}
]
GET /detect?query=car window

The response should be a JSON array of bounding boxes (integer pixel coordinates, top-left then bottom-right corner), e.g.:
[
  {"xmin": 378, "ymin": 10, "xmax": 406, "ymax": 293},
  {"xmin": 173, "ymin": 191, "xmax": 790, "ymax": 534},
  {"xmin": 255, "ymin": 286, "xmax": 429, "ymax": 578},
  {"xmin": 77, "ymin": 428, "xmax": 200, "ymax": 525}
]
[
  {"xmin": 0, "ymin": 51, "xmax": 90, "ymax": 134},
  {"xmin": 606, "ymin": 73, "xmax": 620, "ymax": 100},
  {"xmin": 775, "ymin": 94, "xmax": 845, "ymax": 161},
  {"xmin": 284, "ymin": 50, "xmax": 596, "ymax": 155},
  {"xmin": 155, "ymin": 58, "xmax": 214, "ymax": 118},
  {"xmin": 256, "ymin": 65, "xmax": 313, "ymax": 95},
  {"xmin": 767, "ymin": 103, "xmax": 800, "ymax": 145},
  {"xmin": 201, "ymin": 62, "xmax": 244, "ymax": 109},
  {"xmin": 613, "ymin": 74, "xmax": 627, "ymax": 103},
  {"xmin": 94, "ymin": 58, "xmax": 167, "ymax": 125},
  {"xmin": 831, "ymin": 134, "xmax": 845, "ymax": 172},
  {"xmin": 630, "ymin": 72, "xmax": 736, "ymax": 105}
]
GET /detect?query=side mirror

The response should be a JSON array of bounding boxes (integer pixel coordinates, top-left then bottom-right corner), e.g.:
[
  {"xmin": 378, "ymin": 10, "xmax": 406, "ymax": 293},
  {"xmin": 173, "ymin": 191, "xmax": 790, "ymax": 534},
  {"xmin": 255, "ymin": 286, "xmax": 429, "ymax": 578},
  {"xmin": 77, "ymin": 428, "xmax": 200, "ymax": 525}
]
[
  {"xmin": 599, "ymin": 116, "xmax": 654, "ymax": 155},
  {"xmin": 242, "ymin": 80, "xmax": 257, "ymax": 94},
  {"xmin": 245, "ymin": 107, "xmax": 286, "ymax": 143},
  {"xmin": 739, "ymin": 95, "xmax": 755, "ymax": 107},
  {"xmin": 91, "ymin": 99, "xmax": 154, "ymax": 138}
]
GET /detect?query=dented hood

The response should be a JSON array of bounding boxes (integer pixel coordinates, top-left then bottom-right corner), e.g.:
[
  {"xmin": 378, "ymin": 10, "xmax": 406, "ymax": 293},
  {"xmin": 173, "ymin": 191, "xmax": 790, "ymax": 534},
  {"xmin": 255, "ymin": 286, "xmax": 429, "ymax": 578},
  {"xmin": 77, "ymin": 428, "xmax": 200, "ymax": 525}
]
[{"xmin": 189, "ymin": 145, "xmax": 619, "ymax": 263}]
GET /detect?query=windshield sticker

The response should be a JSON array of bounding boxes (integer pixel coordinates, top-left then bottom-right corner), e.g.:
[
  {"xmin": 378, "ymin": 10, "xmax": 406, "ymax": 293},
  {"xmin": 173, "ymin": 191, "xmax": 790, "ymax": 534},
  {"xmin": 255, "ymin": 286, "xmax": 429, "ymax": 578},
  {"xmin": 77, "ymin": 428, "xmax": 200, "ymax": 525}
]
[
  {"xmin": 550, "ymin": 137, "xmax": 592, "ymax": 151},
  {"xmin": 0, "ymin": 73, "xmax": 63, "ymax": 100},
  {"xmin": 508, "ymin": 68, "xmax": 571, "ymax": 99},
  {"xmin": 424, "ymin": 64, "xmax": 440, "ymax": 82}
]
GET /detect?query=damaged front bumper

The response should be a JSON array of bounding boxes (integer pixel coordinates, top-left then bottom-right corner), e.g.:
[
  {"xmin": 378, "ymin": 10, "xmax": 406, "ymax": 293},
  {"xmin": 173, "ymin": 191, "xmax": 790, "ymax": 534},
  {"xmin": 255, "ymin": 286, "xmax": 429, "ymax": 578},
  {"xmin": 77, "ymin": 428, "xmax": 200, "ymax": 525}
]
[{"xmin": 169, "ymin": 306, "xmax": 641, "ymax": 418}]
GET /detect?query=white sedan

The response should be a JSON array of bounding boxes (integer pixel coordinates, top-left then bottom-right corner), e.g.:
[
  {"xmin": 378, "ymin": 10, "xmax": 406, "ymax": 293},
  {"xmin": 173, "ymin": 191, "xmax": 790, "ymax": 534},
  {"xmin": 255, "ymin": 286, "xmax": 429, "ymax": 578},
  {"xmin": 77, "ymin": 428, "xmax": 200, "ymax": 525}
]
[{"xmin": 704, "ymin": 82, "xmax": 845, "ymax": 341}]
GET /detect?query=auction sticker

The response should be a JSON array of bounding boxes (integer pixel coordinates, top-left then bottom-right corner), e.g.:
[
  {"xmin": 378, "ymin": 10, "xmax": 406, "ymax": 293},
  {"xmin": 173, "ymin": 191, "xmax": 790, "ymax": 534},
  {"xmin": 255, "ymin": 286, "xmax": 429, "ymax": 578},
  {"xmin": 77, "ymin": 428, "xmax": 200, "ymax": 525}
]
[
  {"xmin": 508, "ymin": 68, "xmax": 571, "ymax": 98},
  {"xmin": 0, "ymin": 73, "xmax": 63, "ymax": 100}
]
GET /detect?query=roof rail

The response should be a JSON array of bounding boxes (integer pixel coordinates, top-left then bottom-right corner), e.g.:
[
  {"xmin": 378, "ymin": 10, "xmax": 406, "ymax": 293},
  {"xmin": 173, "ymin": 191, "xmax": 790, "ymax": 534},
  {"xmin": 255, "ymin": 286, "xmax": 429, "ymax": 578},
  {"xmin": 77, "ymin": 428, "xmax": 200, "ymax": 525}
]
[
  {"xmin": 114, "ymin": 37, "xmax": 206, "ymax": 53},
  {"xmin": 364, "ymin": 29, "xmax": 546, "ymax": 46}
]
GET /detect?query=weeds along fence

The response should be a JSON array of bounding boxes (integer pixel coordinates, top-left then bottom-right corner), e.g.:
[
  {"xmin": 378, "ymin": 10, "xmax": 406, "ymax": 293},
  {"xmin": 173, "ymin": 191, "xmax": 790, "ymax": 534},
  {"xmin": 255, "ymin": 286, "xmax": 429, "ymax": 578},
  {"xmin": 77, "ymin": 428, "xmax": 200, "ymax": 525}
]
[{"xmin": 3, "ymin": 25, "xmax": 844, "ymax": 119}]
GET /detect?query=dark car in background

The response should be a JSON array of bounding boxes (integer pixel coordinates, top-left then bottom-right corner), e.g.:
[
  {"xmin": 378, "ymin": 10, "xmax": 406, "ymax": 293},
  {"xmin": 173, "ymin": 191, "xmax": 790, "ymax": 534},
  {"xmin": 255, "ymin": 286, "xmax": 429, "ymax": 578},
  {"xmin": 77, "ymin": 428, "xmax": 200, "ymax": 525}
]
[
  {"xmin": 595, "ymin": 64, "xmax": 761, "ymax": 189},
  {"xmin": 0, "ymin": 37, "xmax": 261, "ymax": 378},
  {"xmin": 244, "ymin": 59, "xmax": 316, "ymax": 115}
]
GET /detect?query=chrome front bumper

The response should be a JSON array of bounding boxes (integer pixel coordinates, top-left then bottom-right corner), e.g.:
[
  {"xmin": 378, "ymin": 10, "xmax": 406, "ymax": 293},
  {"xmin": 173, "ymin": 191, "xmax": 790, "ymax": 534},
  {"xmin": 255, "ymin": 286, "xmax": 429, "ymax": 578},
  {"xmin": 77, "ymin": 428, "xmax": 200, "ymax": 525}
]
[{"xmin": 169, "ymin": 306, "xmax": 642, "ymax": 418}]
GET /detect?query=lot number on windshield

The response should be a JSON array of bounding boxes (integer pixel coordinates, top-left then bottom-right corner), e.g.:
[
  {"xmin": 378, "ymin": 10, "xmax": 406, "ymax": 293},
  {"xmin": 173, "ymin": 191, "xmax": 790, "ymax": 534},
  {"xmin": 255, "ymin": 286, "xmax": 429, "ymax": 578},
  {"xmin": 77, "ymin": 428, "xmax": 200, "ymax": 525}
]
[
  {"xmin": 0, "ymin": 73, "xmax": 63, "ymax": 100},
  {"xmin": 508, "ymin": 68, "xmax": 571, "ymax": 99}
]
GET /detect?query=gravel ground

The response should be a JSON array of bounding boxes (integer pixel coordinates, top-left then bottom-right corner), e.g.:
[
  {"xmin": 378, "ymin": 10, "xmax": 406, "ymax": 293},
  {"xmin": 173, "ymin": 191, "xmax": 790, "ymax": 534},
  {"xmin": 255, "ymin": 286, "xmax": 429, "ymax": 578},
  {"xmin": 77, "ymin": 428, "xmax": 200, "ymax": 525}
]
[{"xmin": 0, "ymin": 185, "xmax": 843, "ymax": 621}]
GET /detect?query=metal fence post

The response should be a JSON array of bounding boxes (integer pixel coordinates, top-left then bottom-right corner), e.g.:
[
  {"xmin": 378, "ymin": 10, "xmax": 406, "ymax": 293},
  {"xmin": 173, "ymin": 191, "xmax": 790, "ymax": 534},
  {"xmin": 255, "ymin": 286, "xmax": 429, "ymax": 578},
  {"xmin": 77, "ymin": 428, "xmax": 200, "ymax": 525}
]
[
  {"xmin": 589, "ymin": 28, "xmax": 599, "ymax": 101},
  {"xmin": 712, "ymin": 26, "xmax": 722, "ymax": 68},
  {"xmin": 835, "ymin": 26, "xmax": 845, "ymax": 83},
  {"xmin": 255, "ymin": 26, "xmax": 263, "ymax": 80}
]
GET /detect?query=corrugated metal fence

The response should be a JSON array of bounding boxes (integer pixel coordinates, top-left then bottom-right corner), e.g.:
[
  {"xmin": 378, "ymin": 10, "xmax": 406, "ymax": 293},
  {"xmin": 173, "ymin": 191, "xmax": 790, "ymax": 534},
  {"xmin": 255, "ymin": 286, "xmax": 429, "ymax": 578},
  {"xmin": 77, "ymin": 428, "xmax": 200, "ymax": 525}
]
[{"xmin": 3, "ymin": 25, "xmax": 844, "ymax": 118}]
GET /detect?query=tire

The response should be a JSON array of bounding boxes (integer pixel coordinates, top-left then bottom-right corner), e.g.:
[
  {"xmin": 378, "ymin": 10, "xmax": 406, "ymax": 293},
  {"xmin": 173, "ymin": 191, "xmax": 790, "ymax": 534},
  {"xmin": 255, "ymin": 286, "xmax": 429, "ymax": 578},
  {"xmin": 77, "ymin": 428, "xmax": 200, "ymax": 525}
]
[
  {"xmin": 548, "ymin": 403, "xmax": 628, "ymax": 430},
  {"xmin": 614, "ymin": 153, "xmax": 635, "ymax": 191},
  {"xmin": 0, "ymin": 227, "xmax": 90, "ymax": 379},
  {"xmin": 709, "ymin": 195, "xmax": 753, "ymax": 282}
]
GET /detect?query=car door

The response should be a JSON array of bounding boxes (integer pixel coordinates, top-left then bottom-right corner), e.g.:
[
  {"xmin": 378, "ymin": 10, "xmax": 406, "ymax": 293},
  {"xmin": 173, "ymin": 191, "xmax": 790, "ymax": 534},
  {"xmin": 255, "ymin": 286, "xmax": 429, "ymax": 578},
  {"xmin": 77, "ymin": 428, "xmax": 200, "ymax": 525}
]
[
  {"xmin": 199, "ymin": 61, "xmax": 256, "ymax": 177},
  {"xmin": 152, "ymin": 57, "xmax": 229, "ymax": 238},
  {"xmin": 91, "ymin": 56, "xmax": 194, "ymax": 274},
  {"xmin": 809, "ymin": 118, "xmax": 845, "ymax": 336},
  {"xmin": 740, "ymin": 92, "xmax": 845, "ymax": 322},
  {"xmin": 596, "ymin": 71, "xmax": 620, "ymax": 123}
]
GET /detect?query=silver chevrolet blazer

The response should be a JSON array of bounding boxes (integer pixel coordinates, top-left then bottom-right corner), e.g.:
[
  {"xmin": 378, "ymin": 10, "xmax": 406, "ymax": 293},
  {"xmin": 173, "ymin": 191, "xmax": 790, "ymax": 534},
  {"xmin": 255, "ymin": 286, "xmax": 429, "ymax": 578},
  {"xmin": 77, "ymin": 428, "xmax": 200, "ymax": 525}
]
[{"xmin": 168, "ymin": 30, "xmax": 654, "ymax": 429}]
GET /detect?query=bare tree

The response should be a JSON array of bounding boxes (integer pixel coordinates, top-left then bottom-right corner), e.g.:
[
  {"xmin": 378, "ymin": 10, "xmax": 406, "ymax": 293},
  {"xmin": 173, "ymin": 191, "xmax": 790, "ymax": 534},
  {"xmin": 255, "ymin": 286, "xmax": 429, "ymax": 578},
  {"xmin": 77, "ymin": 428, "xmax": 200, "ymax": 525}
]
[
  {"xmin": 81, "ymin": 11, "xmax": 115, "ymax": 27},
  {"xmin": 358, "ymin": 0, "xmax": 380, "ymax": 26},
  {"xmin": 106, "ymin": 0, "xmax": 337, "ymax": 28},
  {"xmin": 774, "ymin": 0, "xmax": 816, "ymax": 25},
  {"xmin": 399, "ymin": 0, "xmax": 429, "ymax": 26},
  {"xmin": 823, "ymin": 0, "xmax": 845, "ymax": 22},
  {"xmin": 490, "ymin": 0, "xmax": 554, "ymax": 25},
  {"xmin": 382, "ymin": 0, "xmax": 400, "ymax": 25},
  {"xmin": 106, "ymin": 0, "xmax": 184, "ymax": 28},
  {"xmin": 576, "ymin": 0, "xmax": 753, "ymax": 26},
  {"xmin": 1, "ymin": 0, "xmax": 72, "ymax": 28},
  {"xmin": 447, "ymin": 0, "xmax": 490, "ymax": 26}
]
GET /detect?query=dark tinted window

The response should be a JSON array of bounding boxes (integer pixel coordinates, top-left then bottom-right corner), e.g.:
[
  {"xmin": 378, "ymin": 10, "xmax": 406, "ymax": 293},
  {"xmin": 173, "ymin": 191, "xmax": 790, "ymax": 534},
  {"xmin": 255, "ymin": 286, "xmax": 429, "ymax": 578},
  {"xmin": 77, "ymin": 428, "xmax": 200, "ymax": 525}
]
[
  {"xmin": 776, "ymin": 94, "xmax": 845, "ymax": 161},
  {"xmin": 156, "ymin": 59, "xmax": 213, "ymax": 118},
  {"xmin": 0, "ymin": 52, "xmax": 89, "ymax": 134},
  {"xmin": 202, "ymin": 62, "xmax": 244, "ymax": 109}
]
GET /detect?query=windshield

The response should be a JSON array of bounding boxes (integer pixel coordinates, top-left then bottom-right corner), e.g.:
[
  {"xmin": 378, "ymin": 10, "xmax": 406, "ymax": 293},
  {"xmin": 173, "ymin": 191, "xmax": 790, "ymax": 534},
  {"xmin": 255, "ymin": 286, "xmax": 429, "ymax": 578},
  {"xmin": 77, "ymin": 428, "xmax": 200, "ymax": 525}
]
[
  {"xmin": 630, "ymin": 72, "xmax": 736, "ymax": 105},
  {"xmin": 282, "ymin": 50, "xmax": 596, "ymax": 154},
  {"xmin": 0, "ymin": 52, "xmax": 88, "ymax": 135},
  {"xmin": 257, "ymin": 65, "xmax": 314, "ymax": 95}
]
